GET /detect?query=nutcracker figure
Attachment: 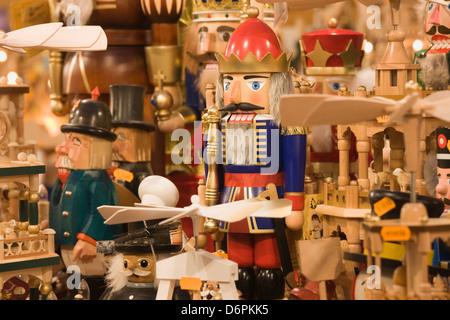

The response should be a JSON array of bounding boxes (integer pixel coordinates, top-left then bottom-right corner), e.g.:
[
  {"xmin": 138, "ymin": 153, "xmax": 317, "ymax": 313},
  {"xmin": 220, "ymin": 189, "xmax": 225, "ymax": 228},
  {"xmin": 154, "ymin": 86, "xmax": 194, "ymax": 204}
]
[
  {"xmin": 210, "ymin": 7, "xmax": 306, "ymax": 300},
  {"xmin": 433, "ymin": 126, "xmax": 450, "ymax": 267},
  {"xmin": 184, "ymin": 0, "xmax": 276, "ymax": 118},
  {"xmin": 414, "ymin": 0, "xmax": 450, "ymax": 90}
]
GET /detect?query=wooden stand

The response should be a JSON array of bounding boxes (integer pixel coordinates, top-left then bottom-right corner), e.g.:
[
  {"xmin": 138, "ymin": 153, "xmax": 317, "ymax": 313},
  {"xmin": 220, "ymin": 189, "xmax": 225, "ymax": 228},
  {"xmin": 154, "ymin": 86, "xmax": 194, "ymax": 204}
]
[
  {"xmin": 0, "ymin": 79, "xmax": 57, "ymax": 300},
  {"xmin": 156, "ymin": 250, "xmax": 239, "ymax": 300}
]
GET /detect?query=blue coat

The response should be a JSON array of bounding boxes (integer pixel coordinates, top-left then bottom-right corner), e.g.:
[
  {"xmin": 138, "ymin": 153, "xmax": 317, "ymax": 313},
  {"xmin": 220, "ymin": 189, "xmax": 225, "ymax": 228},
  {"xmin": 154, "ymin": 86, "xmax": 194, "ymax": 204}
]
[{"xmin": 49, "ymin": 169, "xmax": 123, "ymax": 246}]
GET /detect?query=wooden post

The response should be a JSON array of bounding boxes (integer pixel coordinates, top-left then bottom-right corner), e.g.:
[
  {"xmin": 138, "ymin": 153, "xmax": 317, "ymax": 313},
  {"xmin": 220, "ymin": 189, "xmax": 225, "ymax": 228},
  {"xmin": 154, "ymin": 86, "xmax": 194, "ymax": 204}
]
[
  {"xmin": 389, "ymin": 128, "xmax": 404, "ymax": 191},
  {"xmin": 354, "ymin": 87, "xmax": 370, "ymax": 192},
  {"xmin": 337, "ymin": 125, "xmax": 351, "ymax": 191}
]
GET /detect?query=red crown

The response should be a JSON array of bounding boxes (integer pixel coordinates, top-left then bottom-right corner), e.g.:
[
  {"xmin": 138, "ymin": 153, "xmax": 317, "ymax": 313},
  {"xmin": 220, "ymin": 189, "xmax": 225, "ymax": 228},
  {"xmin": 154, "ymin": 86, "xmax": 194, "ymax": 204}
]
[
  {"xmin": 301, "ymin": 19, "xmax": 365, "ymax": 75},
  {"xmin": 223, "ymin": 14, "xmax": 284, "ymax": 61},
  {"xmin": 217, "ymin": 8, "xmax": 290, "ymax": 74}
]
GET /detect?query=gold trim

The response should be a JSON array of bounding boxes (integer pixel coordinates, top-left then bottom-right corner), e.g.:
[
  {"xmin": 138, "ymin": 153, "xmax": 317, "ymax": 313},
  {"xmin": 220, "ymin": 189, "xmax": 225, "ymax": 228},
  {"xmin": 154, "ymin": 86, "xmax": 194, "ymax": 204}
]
[
  {"xmin": 304, "ymin": 66, "xmax": 358, "ymax": 76},
  {"xmin": 249, "ymin": 217, "xmax": 275, "ymax": 234},
  {"xmin": 65, "ymin": 52, "xmax": 79, "ymax": 94},
  {"xmin": 281, "ymin": 126, "xmax": 309, "ymax": 135},
  {"xmin": 96, "ymin": 4, "xmax": 117, "ymax": 9},
  {"xmin": 216, "ymin": 52, "xmax": 291, "ymax": 74},
  {"xmin": 77, "ymin": 52, "xmax": 91, "ymax": 94},
  {"xmin": 284, "ymin": 192, "xmax": 305, "ymax": 197}
]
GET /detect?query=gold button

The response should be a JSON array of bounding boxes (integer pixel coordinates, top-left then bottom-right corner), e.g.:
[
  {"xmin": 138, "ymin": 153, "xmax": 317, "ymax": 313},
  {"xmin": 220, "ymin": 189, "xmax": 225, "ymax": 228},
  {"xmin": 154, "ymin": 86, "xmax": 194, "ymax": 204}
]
[
  {"xmin": 62, "ymin": 211, "xmax": 69, "ymax": 218},
  {"xmin": 64, "ymin": 232, "xmax": 70, "ymax": 238},
  {"xmin": 65, "ymin": 191, "xmax": 72, "ymax": 197}
]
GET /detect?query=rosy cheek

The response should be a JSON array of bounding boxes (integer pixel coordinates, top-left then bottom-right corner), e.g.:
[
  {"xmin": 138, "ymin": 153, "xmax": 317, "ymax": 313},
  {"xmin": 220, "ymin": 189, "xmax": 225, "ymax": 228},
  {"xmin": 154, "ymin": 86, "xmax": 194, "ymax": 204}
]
[
  {"xmin": 247, "ymin": 90, "xmax": 268, "ymax": 106},
  {"xmin": 224, "ymin": 92, "xmax": 231, "ymax": 106},
  {"xmin": 68, "ymin": 147, "xmax": 81, "ymax": 162},
  {"xmin": 440, "ymin": 14, "xmax": 450, "ymax": 30}
]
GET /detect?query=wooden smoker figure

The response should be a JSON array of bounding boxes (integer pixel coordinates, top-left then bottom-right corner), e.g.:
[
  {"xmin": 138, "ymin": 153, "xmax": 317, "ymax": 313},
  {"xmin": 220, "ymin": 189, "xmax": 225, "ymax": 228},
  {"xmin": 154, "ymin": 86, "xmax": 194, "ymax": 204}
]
[
  {"xmin": 101, "ymin": 220, "xmax": 190, "ymax": 300},
  {"xmin": 110, "ymin": 84, "xmax": 155, "ymax": 200},
  {"xmin": 209, "ymin": 7, "xmax": 307, "ymax": 299},
  {"xmin": 49, "ymin": 98, "xmax": 123, "ymax": 299}
]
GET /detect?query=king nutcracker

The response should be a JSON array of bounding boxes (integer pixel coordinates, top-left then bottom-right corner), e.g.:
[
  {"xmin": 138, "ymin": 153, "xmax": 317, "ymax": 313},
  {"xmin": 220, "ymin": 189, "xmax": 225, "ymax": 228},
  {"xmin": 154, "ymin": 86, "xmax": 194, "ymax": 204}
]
[{"xmin": 208, "ymin": 7, "xmax": 307, "ymax": 300}]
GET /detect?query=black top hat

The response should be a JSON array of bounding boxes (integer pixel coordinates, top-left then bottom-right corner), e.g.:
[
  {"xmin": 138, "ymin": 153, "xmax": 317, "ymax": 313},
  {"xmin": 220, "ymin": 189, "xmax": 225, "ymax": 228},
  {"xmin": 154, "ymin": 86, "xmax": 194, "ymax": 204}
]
[
  {"xmin": 437, "ymin": 127, "xmax": 450, "ymax": 169},
  {"xmin": 110, "ymin": 84, "xmax": 155, "ymax": 132},
  {"xmin": 61, "ymin": 99, "xmax": 117, "ymax": 141},
  {"xmin": 113, "ymin": 220, "xmax": 182, "ymax": 254}
]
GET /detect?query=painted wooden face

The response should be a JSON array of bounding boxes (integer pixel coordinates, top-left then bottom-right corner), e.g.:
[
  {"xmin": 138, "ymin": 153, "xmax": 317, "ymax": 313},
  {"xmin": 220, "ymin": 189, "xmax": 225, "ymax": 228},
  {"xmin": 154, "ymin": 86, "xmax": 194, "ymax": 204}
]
[
  {"xmin": 122, "ymin": 253, "xmax": 156, "ymax": 283},
  {"xmin": 56, "ymin": 132, "xmax": 91, "ymax": 170},
  {"xmin": 223, "ymin": 73, "xmax": 271, "ymax": 114},
  {"xmin": 436, "ymin": 166, "xmax": 450, "ymax": 209},
  {"xmin": 112, "ymin": 127, "xmax": 151, "ymax": 163},
  {"xmin": 112, "ymin": 127, "xmax": 133, "ymax": 161},
  {"xmin": 424, "ymin": 1, "xmax": 450, "ymax": 47},
  {"xmin": 196, "ymin": 21, "xmax": 238, "ymax": 60}
]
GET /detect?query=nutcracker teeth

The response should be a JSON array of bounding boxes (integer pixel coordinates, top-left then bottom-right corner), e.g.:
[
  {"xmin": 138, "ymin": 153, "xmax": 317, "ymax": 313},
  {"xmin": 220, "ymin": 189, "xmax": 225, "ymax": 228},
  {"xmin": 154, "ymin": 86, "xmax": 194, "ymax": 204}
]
[{"xmin": 205, "ymin": 63, "xmax": 219, "ymax": 71}]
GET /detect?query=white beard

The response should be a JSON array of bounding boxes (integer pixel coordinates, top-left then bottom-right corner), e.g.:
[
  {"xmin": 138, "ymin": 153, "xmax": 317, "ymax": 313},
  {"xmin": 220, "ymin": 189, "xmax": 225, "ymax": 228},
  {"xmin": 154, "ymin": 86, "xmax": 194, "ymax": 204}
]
[
  {"xmin": 419, "ymin": 53, "xmax": 449, "ymax": 90},
  {"xmin": 197, "ymin": 67, "xmax": 220, "ymax": 99},
  {"xmin": 105, "ymin": 254, "xmax": 129, "ymax": 293},
  {"xmin": 225, "ymin": 122, "xmax": 254, "ymax": 165}
]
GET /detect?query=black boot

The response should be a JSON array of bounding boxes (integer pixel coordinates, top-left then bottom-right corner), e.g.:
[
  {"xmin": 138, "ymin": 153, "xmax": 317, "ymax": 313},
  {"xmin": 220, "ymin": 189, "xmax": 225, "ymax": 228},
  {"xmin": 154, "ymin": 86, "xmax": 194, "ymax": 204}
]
[
  {"xmin": 236, "ymin": 267, "xmax": 256, "ymax": 300},
  {"xmin": 255, "ymin": 268, "xmax": 285, "ymax": 300}
]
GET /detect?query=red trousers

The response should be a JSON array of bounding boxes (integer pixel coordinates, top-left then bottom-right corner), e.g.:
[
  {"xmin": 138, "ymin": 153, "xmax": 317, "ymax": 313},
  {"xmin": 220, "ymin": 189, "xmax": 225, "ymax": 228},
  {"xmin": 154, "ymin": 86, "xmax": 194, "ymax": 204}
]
[{"xmin": 227, "ymin": 233, "xmax": 281, "ymax": 269}]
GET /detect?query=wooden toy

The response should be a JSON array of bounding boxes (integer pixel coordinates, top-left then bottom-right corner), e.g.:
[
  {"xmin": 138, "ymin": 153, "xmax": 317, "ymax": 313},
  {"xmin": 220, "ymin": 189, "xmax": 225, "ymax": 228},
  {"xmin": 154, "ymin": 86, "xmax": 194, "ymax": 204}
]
[
  {"xmin": 156, "ymin": 188, "xmax": 292, "ymax": 300},
  {"xmin": 280, "ymin": 80, "xmax": 450, "ymax": 299},
  {"xmin": 184, "ymin": 0, "xmax": 275, "ymax": 119},
  {"xmin": 298, "ymin": 18, "xmax": 363, "ymax": 207},
  {"xmin": 48, "ymin": 96, "xmax": 123, "ymax": 299},
  {"xmin": 208, "ymin": 6, "xmax": 307, "ymax": 300},
  {"xmin": 99, "ymin": 173, "xmax": 292, "ymax": 300},
  {"xmin": 110, "ymin": 84, "xmax": 155, "ymax": 198},
  {"xmin": 101, "ymin": 220, "xmax": 190, "ymax": 300},
  {"xmin": 414, "ymin": 0, "xmax": 450, "ymax": 91},
  {"xmin": 0, "ymin": 22, "xmax": 106, "ymax": 53},
  {"xmin": 0, "ymin": 78, "xmax": 58, "ymax": 300}
]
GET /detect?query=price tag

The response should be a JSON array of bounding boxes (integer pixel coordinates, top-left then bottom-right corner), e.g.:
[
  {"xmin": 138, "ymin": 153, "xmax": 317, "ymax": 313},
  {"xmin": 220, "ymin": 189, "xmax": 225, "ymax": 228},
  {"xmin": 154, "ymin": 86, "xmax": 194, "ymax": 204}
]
[
  {"xmin": 381, "ymin": 226, "xmax": 411, "ymax": 242},
  {"xmin": 113, "ymin": 168, "xmax": 134, "ymax": 182},
  {"xmin": 180, "ymin": 277, "xmax": 202, "ymax": 291},
  {"xmin": 373, "ymin": 197, "xmax": 396, "ymax": 217}
]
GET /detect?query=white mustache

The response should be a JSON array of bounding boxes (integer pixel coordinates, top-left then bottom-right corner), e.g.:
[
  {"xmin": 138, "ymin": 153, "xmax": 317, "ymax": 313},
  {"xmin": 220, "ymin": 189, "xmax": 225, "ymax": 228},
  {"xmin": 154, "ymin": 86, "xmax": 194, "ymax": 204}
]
[{"xmin": 120, "ymin": 269, "xmax": 152, "ymax": 277}]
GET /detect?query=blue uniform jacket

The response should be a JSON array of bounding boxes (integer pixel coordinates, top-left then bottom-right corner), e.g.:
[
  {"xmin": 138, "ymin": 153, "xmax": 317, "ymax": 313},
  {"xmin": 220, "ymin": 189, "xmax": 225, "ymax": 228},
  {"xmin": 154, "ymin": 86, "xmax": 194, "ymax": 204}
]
[{"xmin": 49, "ymin": 169, "xmax": 123, "ymax": 246}]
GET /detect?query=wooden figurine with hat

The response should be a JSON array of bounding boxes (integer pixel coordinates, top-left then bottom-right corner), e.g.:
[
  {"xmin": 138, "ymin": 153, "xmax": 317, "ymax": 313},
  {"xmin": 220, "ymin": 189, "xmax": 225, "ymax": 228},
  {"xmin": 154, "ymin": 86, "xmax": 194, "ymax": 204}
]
[
  {"xmin": 101, "ymin": 220, "xmax": 190, "ymax": 300},
  {"xmin": 49, "ymin": 90, "xmax": 123, "ymax": 299},
  {"xmin": 184, "ymin": 0, "xmax": 276, "ymax": 118},
  {"xmin": 414, "ymin": 0, "xmax": 450, "ymax": 90},
  {"xmin": 210, "ymin": 7, "xmax": 307, "ymax": 299},
  {"xmin": 110, "ymin": 84, "xmax": 155, "ymax": 204}
]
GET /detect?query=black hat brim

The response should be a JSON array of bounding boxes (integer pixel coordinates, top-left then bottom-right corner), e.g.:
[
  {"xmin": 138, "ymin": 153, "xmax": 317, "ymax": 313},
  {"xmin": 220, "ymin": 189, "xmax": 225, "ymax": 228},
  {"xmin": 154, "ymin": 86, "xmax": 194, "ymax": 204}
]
[
  {"xmin": 114, "ymin": 243, "xmax": 182, "ymax": 254},
  {"xmin": 61, "ymin": 124, "xmax": 117, "ymax": 141}
]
